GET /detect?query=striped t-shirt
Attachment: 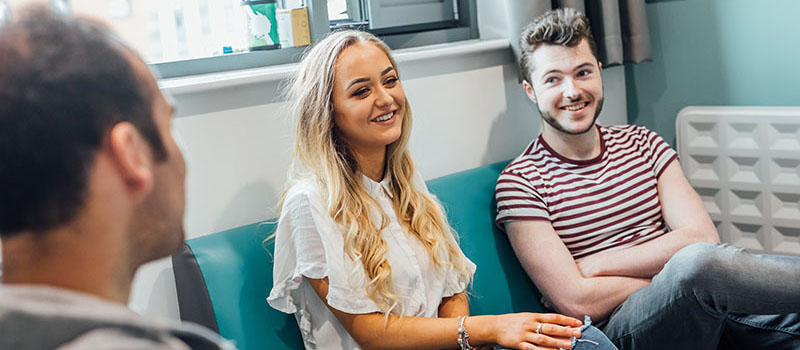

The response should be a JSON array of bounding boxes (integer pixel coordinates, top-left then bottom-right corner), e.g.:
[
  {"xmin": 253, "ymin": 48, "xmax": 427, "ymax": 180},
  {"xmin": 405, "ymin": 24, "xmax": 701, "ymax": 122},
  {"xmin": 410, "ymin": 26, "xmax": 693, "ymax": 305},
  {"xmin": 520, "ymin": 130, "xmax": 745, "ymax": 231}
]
[{"xmin": 495, "ymin": 125, "xmax": 678, "ymax": 260}]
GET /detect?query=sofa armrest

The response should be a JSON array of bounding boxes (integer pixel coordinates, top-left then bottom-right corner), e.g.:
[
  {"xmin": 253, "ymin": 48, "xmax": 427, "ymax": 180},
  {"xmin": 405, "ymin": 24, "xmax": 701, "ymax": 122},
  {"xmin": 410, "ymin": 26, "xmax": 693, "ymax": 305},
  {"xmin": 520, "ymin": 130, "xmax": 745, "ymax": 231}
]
[{"xmin": 172, "ymin": 243, "xmax": 219, "ymax": 333}]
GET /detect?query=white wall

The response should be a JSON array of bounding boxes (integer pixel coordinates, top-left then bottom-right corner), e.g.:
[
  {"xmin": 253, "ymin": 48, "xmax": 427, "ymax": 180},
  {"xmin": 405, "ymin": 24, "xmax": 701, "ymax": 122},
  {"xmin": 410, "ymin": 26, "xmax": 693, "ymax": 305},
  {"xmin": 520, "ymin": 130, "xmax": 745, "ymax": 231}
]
[{"xmin": 127, "ymin": 40, "xmax": 628, "ymax": 320}]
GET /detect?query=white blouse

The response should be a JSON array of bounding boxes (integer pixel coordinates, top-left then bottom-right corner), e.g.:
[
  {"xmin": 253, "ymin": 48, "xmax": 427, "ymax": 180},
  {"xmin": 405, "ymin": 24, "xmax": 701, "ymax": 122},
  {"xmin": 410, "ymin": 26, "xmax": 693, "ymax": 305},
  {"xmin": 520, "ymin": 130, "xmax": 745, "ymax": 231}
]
[{"xmin": 267, "ymin": 172, "xmax": 476, "ymax": 350}]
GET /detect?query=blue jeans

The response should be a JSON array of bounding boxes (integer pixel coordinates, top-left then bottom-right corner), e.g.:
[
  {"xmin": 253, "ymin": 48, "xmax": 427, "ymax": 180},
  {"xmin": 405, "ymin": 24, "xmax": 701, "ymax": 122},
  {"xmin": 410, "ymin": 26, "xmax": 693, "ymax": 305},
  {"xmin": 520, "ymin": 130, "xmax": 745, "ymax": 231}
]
[
  {"xmin": 573, "ymin": 317, "xmax": 618, "ymax": 350},
  {"xmin": 603, "ymin": 243, "xmax": 800, "ymax": 350}
]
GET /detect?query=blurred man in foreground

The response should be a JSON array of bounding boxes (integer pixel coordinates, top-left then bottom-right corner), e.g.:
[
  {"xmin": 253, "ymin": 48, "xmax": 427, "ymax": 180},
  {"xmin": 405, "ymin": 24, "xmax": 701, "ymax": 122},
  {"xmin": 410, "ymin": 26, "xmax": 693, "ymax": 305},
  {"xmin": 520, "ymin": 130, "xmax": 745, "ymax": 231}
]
[{"xmin": 0, "ymin": 7, "xmax": 233, "ymax": 349}]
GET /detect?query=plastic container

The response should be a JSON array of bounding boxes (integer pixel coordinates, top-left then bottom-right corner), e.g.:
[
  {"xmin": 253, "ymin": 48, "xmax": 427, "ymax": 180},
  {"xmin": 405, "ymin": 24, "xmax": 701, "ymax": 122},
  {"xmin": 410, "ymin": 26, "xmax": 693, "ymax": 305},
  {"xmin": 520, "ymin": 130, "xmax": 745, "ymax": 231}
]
[{"xmin": 241, "ymin": 0, "xmax": 280, "ymax": 50}]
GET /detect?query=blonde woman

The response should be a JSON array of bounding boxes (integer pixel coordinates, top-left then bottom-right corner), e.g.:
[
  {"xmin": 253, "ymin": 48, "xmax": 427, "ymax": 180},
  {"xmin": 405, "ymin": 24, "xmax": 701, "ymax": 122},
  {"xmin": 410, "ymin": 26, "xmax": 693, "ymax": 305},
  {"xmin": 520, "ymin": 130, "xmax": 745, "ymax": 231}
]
[{"xmin": 267, "ymin": 30, "xmax": 617, "ymax": 350}]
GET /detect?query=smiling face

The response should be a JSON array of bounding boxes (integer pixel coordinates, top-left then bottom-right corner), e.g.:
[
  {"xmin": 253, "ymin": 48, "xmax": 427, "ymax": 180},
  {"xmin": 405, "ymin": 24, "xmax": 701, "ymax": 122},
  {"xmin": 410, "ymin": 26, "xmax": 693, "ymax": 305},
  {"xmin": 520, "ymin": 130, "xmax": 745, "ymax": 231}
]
[
  {"xmin": 524, "ymin": 38, "xmax": 603, "ymax": 136},
  {"xmin": 331, "ymin": 42, "xmax": 406, "ymax": 156}
]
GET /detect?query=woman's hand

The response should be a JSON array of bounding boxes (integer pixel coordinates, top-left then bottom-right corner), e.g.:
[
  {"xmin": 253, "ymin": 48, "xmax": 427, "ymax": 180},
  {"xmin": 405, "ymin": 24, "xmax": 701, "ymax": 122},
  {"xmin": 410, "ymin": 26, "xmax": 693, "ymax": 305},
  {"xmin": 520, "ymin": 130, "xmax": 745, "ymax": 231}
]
[{"xmin": 484, "ymin": 313, "xmax": 582, "ymax": 350}]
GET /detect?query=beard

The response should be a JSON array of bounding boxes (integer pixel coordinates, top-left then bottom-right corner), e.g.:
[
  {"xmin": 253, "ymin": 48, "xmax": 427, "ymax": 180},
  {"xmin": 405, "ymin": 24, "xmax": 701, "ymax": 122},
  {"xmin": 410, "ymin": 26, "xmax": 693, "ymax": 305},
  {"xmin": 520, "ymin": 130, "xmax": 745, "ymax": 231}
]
[
  {"xmin": 127, "ymin": 176, "xmax": 186, "ymax": 268},
  {"xmin": 538, "ymin": 96, "xmax": 604, "ymax": 135}
]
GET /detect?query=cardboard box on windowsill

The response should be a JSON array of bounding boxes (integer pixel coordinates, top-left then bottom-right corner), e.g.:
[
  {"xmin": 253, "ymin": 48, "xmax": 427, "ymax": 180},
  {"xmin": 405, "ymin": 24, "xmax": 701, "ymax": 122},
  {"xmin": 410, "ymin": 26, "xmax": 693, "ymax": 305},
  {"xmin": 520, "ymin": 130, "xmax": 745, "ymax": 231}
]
[{"xmin": 276, "ymin": 7, "xmax": 310, "ymax": 48}]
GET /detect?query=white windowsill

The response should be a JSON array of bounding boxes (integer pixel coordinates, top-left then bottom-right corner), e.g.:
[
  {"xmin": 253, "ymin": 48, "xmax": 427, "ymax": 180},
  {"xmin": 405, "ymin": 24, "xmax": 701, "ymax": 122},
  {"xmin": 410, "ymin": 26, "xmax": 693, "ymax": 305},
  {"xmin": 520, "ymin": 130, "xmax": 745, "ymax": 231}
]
[{"xmin": 158, "ymin": 39, "xmax": 511, "ymax": 96}]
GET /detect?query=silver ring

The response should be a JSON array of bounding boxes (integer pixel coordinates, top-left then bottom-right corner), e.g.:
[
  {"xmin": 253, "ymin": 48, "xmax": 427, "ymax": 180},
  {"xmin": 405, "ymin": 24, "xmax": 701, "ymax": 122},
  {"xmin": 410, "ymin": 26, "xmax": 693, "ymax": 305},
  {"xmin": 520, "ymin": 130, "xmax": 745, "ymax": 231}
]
[{"xmin": 536, "ymin": 323, "xmax": 543, "ymax": 334}]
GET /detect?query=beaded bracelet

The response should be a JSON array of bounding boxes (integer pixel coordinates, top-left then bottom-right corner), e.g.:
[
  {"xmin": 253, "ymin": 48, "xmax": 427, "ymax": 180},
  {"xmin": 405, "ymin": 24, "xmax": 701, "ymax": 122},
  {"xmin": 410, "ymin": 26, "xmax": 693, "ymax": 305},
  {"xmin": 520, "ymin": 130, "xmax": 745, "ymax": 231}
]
[{"xmin": 457, "ymin": 316, "xmax": 473, "ymax": 350}]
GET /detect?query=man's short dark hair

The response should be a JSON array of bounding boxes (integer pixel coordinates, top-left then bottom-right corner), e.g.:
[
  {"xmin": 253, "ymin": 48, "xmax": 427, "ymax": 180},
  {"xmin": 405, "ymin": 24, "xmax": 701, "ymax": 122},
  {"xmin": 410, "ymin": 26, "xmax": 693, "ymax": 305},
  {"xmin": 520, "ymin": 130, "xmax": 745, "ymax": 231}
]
[
  {"xmin": 0, "ymin": 7, "xmax": 167, "ymax": 237},
  {"xmin": 519, "ymin": 8, "xmax": 599, "ymax": 82}
]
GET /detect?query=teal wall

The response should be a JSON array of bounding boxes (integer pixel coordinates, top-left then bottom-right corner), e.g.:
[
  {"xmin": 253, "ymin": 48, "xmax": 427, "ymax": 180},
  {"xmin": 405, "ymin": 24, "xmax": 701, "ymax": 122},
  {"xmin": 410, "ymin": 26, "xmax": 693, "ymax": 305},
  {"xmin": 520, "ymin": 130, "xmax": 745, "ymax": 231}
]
[{"xmin": 626, "ymin": 0, "xmax": 800, "ymax": 144}]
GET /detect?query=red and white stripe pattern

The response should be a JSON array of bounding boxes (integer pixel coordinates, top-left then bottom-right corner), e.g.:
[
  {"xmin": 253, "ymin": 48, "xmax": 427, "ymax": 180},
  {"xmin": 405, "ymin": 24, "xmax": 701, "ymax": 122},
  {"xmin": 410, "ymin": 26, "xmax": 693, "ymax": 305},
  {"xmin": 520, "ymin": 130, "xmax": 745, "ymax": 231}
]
[{"xmin": 495, "ymin": 125, "xmax": 678, "ymax": 260}]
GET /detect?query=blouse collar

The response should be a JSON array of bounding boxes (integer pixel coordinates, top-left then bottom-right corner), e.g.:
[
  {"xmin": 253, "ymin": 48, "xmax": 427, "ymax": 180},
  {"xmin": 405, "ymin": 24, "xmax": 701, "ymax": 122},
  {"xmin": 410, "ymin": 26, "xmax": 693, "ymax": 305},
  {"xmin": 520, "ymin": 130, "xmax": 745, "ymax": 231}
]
[{"xmin": 361, "ymin": 171, "xmax": 394, "ymax": 199}]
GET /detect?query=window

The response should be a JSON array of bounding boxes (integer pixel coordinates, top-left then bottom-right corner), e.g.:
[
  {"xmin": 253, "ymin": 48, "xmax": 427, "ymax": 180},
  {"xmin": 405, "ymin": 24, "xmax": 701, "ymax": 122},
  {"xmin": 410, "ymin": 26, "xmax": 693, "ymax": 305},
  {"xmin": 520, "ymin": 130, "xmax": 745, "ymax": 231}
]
[
  {"xmin": 3, "ymin": 0, "xmax": 477, "ymax": 78},
  {"xmin": 327, "ymin": 0, "xmax": 349, "ymax": 21},
  {"xmin": 7, "ymin": 0, "xmax": 254, "ymax": 62},
  {"xmin": 365, "ymin": 0, "xmax": 457, "ymax": 32},
  {"xmin": 330, "ymin": 0, "xmax": 459, "ymax": 34}
]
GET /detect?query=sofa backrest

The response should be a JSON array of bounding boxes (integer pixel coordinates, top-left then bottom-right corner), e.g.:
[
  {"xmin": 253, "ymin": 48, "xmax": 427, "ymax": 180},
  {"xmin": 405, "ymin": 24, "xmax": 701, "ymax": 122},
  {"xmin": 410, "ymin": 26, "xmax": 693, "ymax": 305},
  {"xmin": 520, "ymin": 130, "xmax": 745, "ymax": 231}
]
[
  {"xmin": 427, "ymin": 161, "xmax": 544, "ymax": 316},
  {"xmin": 173, "ymin": 160, "xmax": 545, "ymax": 350}
]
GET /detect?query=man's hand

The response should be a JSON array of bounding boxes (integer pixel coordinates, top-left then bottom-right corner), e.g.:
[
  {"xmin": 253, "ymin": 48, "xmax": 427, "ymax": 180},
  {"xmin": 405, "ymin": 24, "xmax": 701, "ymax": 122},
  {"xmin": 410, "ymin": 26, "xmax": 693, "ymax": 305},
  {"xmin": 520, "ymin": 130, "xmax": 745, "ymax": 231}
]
[
  {"xmin": 539, "ymin": 296, "xmax": 556, "ymax": 311},
  {"xmin": 576, "ymin": 255, "xmax": 603, "ymax": 278}
]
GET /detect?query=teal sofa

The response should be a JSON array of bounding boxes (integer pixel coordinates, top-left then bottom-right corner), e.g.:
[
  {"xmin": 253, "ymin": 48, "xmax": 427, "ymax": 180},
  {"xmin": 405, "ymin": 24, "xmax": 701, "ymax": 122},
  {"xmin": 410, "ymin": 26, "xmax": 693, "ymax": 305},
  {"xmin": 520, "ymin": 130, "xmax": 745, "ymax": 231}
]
[{"xmin": 172, "ymin": 160, "xmax": 545, "ymax": 350}]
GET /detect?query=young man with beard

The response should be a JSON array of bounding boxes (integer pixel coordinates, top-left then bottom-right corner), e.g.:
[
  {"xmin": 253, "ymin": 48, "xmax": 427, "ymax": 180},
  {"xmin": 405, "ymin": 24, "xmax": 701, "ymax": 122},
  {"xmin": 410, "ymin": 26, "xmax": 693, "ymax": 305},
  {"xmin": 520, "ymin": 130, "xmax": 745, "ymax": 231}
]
[
  {"xmin": 0, "ymin": 7, "xmax": 233, "ymax": 349},
  {"xmin": 495, "ymin": 8, "xmax": 800, "ymax": 350}
]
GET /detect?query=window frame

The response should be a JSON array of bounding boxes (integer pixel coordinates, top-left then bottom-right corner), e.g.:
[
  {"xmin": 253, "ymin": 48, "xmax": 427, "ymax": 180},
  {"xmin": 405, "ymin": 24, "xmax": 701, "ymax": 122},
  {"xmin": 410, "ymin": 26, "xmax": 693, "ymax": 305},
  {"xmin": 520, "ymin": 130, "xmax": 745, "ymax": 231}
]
[{"xmin": 152, "ymin": 0, "xmax": 477, "ymax": 79}]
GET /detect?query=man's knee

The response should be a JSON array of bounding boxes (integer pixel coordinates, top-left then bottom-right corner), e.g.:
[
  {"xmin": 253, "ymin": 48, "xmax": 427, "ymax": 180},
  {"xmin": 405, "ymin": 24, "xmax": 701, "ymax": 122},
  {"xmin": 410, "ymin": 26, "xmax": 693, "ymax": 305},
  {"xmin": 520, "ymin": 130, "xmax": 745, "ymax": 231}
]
[{"xmin": 662, "ymin": 242, "xmax": 731, "ymax": 291}]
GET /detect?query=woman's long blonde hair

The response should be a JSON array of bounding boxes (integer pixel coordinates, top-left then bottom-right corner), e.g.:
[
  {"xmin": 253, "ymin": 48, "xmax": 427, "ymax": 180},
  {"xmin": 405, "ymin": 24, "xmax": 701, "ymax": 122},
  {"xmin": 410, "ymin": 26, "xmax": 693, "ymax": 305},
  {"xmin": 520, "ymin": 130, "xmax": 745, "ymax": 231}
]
[{"xmin": 281, "ymin": 30, "xmax": 472, "ymax": 314}]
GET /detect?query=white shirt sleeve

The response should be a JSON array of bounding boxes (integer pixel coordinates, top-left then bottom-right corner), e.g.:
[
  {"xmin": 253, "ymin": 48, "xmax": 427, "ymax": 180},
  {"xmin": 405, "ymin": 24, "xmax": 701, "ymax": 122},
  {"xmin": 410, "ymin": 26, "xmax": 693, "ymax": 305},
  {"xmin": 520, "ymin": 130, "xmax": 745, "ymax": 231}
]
[{"xmin": 267, "ymin": 184, "xmax": 382, "ymax": 318}]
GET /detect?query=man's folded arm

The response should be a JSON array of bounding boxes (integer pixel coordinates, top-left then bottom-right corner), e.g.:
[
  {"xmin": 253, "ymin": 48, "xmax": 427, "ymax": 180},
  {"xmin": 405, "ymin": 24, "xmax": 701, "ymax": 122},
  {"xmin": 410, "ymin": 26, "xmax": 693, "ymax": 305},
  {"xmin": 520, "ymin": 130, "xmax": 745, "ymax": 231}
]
[
  {"xmin": 506, "ymin": 220, "xmax": 650, "ymax": 321},
  {"xmin": 574, "ymin": 160, "xmax": 721, "ymax": 280}
]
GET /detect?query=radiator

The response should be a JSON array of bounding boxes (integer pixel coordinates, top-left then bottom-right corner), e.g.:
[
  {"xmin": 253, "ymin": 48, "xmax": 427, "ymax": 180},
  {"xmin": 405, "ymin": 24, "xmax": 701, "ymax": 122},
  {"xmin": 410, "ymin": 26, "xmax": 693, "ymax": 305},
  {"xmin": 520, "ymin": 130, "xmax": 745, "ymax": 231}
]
[{"xmin": 676, "ymin": 106, "xmax": 800, "ymax": 256}]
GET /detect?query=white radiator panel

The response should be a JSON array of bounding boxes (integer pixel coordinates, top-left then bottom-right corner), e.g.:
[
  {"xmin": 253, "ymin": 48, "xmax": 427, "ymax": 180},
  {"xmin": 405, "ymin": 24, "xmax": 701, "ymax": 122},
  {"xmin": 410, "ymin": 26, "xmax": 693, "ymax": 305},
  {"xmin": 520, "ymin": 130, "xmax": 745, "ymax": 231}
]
[{"xmin": 676, "ymin": 106, "xmax": 800, "ymax": 256}]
